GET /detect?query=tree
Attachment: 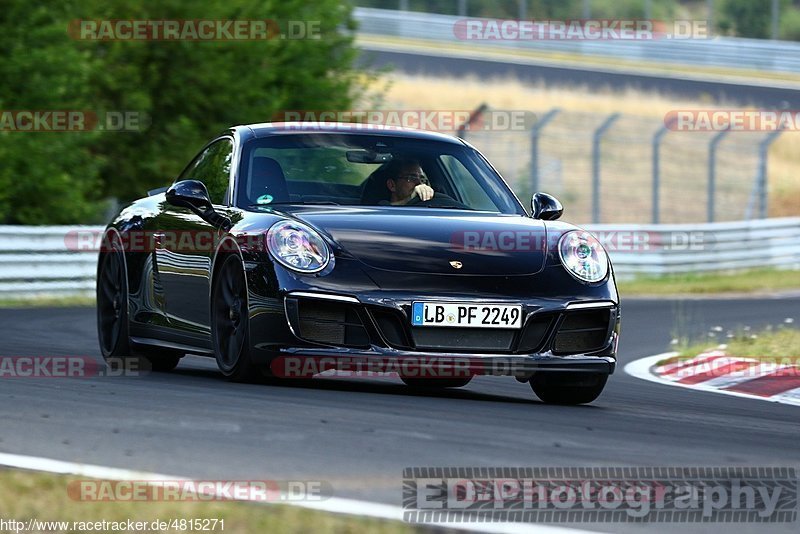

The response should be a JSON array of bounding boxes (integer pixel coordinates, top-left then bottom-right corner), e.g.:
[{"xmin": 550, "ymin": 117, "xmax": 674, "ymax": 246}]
[
  {"xmin": 722, "ymin": 0, "xmax": 788, "ymax": 39},
  {"xmin": 0, "ymin": 0, "xmax": 366, "ymax": 224},
  {"xmin": 0, "ymin": 1, "xmax": 104, "ymax": 223}
]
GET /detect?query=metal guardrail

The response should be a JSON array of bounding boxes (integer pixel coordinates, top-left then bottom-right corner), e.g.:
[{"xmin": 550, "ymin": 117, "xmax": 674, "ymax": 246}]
[
  {"xmin": 0, "ymin": 226, "xmax": 98, "ymax": 297},
  {"xmin": 354, "ymin": 7, "xmax": 800, "ymax": 74},
  {"xmin": 1, "ymin": 219, "xmax": 799, "ymax": 297},
  {"xmin": 587, "ymin": 217, "xmax": 800, "ymax": 279}
]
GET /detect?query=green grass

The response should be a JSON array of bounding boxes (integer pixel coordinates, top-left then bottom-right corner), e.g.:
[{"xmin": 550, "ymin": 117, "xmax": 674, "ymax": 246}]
[
  {"xmin": 617, "ymin": 268, "xmax": 800, "ymax": 296},
  {"xmin": 658, "ymin": 326, "xmax": 799, "ymax": 366},
  {"xmin": 0, "ymin": 469, "xmax": 419, "ymax": 534},
  {"xmin": 0, "ymin": 295, "xmax": 95, "ymax": 308}
]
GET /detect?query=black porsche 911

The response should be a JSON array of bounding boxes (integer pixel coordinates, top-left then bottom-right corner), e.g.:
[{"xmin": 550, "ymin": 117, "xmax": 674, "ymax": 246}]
[{"xmin": 97, "ymin": 122, "xmax": 619, "ymax": 404}]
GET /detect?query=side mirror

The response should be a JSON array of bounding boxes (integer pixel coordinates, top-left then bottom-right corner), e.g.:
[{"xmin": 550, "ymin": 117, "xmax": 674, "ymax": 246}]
[
  {"xmin": 166, "ymin": 180, "xmax": 213, "ymax": 213},
  {"xmin": 166, "ymin": 180, "xmax": 232, "ymax": 231},
  {"xmin": 531, "ymin": 192, "xmax": 563, "ymax": 220}
]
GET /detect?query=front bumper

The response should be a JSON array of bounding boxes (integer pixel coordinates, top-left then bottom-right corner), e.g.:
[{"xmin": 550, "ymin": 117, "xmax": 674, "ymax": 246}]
[
  {"xmin": 265, "ymin": 350, "xmax": 615, "ymax": 380},
  {"xmin": 247, "ymin": 290, "xmax": 620, "ymax": 379}
]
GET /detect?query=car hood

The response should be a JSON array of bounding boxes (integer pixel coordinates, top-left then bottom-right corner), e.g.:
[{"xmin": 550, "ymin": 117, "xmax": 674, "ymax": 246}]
[{"xmin": 280, "ymin": 206, "xmax": 547, "ymax": 276}]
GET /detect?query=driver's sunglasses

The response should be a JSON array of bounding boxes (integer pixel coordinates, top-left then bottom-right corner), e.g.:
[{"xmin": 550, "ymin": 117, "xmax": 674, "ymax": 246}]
[{"xmin": 398, "ymin": 173, "xmax": 428, "ymax": 185}]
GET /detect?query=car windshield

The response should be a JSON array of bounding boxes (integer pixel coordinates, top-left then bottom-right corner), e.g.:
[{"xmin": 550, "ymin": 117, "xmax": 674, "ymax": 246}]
[{"xmin": 237, "ymin": 132, "xmax": 525, "ymax": 214}]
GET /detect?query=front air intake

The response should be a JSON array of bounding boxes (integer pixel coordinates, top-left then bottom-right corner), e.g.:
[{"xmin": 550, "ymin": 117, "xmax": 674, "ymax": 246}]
[
  {"xmin": 411, "ymin": 327, "xmax": 516, "ymax": 352},
  {"xmin": 552, "ymin": 309, "xmax": 612, "ymax": 354},
  {"xmin": 287, "ymin": 298, "xmax": 370, "ymax": 348}
]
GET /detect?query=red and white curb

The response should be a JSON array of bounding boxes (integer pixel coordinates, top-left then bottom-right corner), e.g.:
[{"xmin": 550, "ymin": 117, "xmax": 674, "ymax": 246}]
[{"xmin": 625, "ymin": 350, "xmax": 800, "ymax": 406}]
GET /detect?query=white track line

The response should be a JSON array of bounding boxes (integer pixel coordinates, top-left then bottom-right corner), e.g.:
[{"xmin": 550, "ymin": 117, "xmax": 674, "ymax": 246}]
[
  {"xmin": 0, "ymin": 451, "xmax": 597, "ymax": 534},
  {"xmin": 624, "ymin": 352, "xmax": 800, "ymax": 407}
]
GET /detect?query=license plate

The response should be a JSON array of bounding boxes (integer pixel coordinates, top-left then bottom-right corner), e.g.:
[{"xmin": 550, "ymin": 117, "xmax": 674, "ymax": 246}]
[{"xmin": 411, "ymin": 302, "xmax": 523, "ymax": 329}]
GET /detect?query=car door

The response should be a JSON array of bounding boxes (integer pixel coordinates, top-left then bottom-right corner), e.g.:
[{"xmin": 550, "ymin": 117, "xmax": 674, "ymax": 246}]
[{"xmin": 154, "ymin": 137, "xmax": 235, "ymax": 338}]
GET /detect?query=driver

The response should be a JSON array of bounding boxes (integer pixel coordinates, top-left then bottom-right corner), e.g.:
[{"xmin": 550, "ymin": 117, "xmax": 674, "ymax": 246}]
[{"xmin": 384, "ymin": 159, "xmax": 434, "ymax": 205}]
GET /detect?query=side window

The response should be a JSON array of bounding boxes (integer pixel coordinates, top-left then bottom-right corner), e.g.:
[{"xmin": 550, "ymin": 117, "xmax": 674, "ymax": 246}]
[
  {"xmin": 440, "ymin": 155, "xmax": 497, "ymax": 211},
  {"xmin": 179, "ymin": 139, "xmax": 233, "ymax": 205}
]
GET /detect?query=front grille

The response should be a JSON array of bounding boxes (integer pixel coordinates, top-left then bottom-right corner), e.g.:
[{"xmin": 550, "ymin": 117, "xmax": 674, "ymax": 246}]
[
  {"xmin": 288, "ymin": 298, "xmax": 370, "ymax": 348},
  {"xmin": 287, "ymin": 299, "xmax": 614, "ymax": 355},
  {"xmin": 553, "ymin": 309, "xmax": 612, "ymax": 354},
  {"xmin": 411, "ymin": 327, "xmax": 515, "ymax": 351}
]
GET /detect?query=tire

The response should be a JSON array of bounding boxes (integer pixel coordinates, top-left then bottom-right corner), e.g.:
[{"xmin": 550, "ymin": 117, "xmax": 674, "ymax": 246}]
[
  {"xmin": 97, "ymin": 243, "xmax": 132, "ymax": 362},
  {"xmin": 529, "ymin": 372, "xmax": 607, "ymax": 405},
  {"xmin": 97, "ymin": 237, "xmax": 184, "ymax": 373},
  {"xmin": 211, "ymin": 255, "xmax": 259, "ymax": 382},
  {"xmin": 400, "ymin": 376, "xmax": 472, "ymax": 389}
]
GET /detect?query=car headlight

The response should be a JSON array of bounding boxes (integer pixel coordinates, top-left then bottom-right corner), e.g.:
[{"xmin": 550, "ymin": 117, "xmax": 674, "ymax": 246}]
[
  {"xmin": 267, "ymin": 220, "xmax": 331, "ymax": 273},
  {"xmin": 558, "ymin": 231, "xmax": 609, "ymax": 283}
]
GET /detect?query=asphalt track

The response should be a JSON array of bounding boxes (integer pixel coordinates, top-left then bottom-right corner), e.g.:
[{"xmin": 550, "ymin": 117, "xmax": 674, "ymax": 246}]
[
  {"xmin": 358, "ymin": 48, "xmax": 800, "ymax": 108},
  {"xmin": 1, "ymin": 297, "xmax": 799, "ymax": 532}
]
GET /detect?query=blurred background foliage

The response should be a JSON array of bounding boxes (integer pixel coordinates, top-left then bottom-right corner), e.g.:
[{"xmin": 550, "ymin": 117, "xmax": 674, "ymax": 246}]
[
  {"xmin": 3, "ymin": 0, "xmax": 799, "ymax": 224},
  {"xmin": 0, "ymin": 0, "xmax": 365, "ymax": 224}
]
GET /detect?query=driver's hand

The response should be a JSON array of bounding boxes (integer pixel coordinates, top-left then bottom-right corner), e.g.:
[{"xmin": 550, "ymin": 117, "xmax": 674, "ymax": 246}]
[{"xmin": 411, "ymin": 184, "xmax": 434, "ymax": 202}]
